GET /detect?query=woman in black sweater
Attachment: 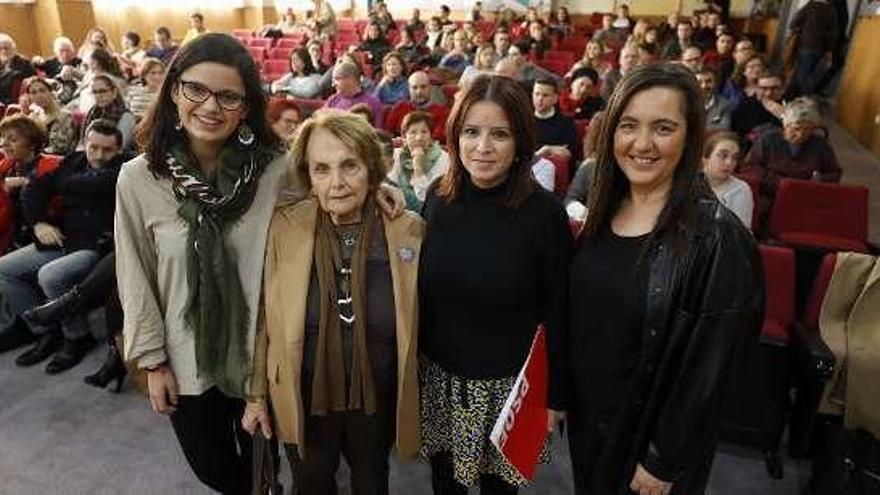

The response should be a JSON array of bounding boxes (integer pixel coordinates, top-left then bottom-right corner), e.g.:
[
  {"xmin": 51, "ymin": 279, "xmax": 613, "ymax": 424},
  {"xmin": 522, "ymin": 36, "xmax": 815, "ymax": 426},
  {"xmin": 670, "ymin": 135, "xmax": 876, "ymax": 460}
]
[{"xmin": 418, "ymin": 74, "xmax": 572, "ymax": 494}]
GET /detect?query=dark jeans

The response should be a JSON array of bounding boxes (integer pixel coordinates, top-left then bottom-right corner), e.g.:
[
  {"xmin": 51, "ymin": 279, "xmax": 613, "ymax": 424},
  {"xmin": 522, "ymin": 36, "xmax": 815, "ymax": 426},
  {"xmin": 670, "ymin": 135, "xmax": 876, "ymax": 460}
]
[
  {"xmin": 169, "ymin": 387, "xmax": 252, "ymax": 494},
  {"xmin": 429, "ymin": 452, "xmax": 518, "ymax": 495}
]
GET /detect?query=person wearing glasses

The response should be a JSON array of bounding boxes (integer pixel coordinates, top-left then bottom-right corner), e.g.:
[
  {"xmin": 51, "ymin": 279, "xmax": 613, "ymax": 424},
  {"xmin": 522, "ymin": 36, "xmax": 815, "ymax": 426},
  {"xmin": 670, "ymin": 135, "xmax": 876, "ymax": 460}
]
[{"xmin": 79, "ymin": 74, "xmax": 135, "ymax": 150}]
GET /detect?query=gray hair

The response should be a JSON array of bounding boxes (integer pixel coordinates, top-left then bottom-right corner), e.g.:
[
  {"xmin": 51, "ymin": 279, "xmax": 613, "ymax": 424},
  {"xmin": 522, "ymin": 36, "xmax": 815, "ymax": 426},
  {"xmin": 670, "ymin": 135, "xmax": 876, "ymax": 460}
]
[
  {"xmin": 782, "ymin": 97, "xmax": 820, "ymax": 127},
  {"xmin": 333, "ymin": 61, "xmax": 360, "ymax": 79},
  {"xmin": 0, "ymin": 33, "xmax": 15, "ymax": 50},
  {"xmin": 53, "ymin": 36, "xmax": 74, "ymax": 52}
]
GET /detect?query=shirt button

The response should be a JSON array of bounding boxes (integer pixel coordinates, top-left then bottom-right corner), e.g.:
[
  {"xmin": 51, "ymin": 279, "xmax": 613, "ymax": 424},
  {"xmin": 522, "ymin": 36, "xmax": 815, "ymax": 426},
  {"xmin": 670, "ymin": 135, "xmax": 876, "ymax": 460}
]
[{"xmin": 649, "ymin": 328, "xmax": 658, "ymax": 337}]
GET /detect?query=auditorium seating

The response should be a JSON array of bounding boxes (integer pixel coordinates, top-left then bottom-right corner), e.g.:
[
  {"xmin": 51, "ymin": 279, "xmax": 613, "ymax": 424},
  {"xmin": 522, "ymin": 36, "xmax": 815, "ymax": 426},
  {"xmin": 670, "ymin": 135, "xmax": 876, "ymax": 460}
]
[
  {"xmin": 545, "ymin": 154, "xmax": 570, "ymax": 198},
  {"xmin": 768, "ymin": 179, "xmax": 870, "ymax": 253}
]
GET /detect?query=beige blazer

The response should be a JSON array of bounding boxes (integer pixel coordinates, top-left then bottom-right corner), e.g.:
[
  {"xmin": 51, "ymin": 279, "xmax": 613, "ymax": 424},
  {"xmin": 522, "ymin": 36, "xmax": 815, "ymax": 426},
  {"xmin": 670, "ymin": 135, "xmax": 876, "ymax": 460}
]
[{"xmin": 251, "ymin": 198, "xmax": 424, "ymax": 458}]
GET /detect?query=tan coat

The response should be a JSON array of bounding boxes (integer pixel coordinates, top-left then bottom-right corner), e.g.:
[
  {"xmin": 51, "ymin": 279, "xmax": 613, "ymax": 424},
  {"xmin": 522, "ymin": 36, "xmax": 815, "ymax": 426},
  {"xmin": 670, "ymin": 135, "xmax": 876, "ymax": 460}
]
[{"xmin": 251, "ymin": 198, "xmax": 424, "ymax": 458}]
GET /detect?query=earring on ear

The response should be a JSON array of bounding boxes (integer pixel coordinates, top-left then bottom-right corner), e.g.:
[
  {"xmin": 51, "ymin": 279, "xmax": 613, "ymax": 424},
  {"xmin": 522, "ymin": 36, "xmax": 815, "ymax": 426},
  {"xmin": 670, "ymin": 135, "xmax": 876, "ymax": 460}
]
[
  {"xmin": 237, "ymin": 122, "xmax": 255, "ymax": 147},
  {"xmin": 173, "ymin": 114, "xmax": 183, "ymax": 131}
]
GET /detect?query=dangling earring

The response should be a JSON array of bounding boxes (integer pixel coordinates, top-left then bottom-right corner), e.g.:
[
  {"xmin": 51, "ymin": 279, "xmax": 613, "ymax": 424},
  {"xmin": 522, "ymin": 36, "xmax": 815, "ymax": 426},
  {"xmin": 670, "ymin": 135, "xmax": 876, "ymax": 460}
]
[
  {"xmin": 173, "ymin": 114, "xmax": 183, "ymax": 131},
  {"xmin": 237, "ymin": 122, "xmax": 255, "ymax": 147}
]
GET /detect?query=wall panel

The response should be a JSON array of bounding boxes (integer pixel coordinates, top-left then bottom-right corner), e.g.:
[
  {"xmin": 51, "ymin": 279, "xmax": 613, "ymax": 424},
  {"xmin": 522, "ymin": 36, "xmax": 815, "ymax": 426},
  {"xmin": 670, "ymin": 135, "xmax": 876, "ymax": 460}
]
[{"xmin": 835, "ymin": 16, "xmax": 880, "ymax": 158}]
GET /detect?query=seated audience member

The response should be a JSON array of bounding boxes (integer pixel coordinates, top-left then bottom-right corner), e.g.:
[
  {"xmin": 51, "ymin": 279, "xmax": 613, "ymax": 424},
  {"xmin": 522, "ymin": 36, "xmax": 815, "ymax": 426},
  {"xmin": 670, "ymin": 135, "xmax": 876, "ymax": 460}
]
[
  {"xmin": 118, "ymin": 31, "xmax": 147, "ymax": 79},
  {"xmin": 560, "ymin": 68, "xmax": 604, "ymax": 121},
  {"xmin": 125, "ymin": 58, "xmax": 164, "ymax": 119},
  {"xmin": 325, "ymin": 61, "xmax": 383, "ymax": 127},
  {"xmin": 78, "ymin": 28, "xmax": 114, "ymax": 59},
  {"xmin": 0, "ymin": 119, "xmax": 122, "ymax": 371},
  {"xmin": 384, "ymin": 71, "xmax": 449, "ymax": 139},
  {"xmin": 641, "ymin": 26, "xmax": 661, "ymax": 56},
  {"xmin": 22, "ymin": 78, "xmax": 77, "ymax": 155},
  {"xmin": 601, "ymin": 42, "xmax": 639, "ymax": 102},
  {"xmin": 407, "ymin": 8, "xmax": 425, "ymax": 32},
  {"xmin": 306, "ymin": 40, "xmax": 330, "ymax": 75},
  {"xmin": 549, "ymin": 7, "xmax": 573, "ymax": 36},
  {"xmin": 519, "ymin": 6, "xmax": 541, "ymax": 31},
  {"xmin": 731, "ymin": 38, "xmax": 755, "ymax": 70},
  {"xmin": 33, "ymin": 37, "xmax": 81, "ymax": 80},
  {"xmin": 359, "ymin": 21, "xmax": 392, "ymax": 73},
  {"xmin": 741, "ymin": 97, "xmax": 842, "ymax": 221},
  {"xmin": 319, "ymin": 53, "xmax": 374, "ymax": 96},
  {"xmin": 389, "ymin": 111, "xmax": 450, "ymax": 211},
  {"xmin": 80, "ymin": 75, "xmax": 135, "ymax": 150},
  {"xmin": 66, "ymin": 48, "xmax": 126, "ymax": 114},
  {"xmin": 721, "ymin": 54, "xmax": 763, "ymax": 107},
  {"xmin": 424, "ymin": 17, "xmax": 445, "ymax": 52},
  {"xmin": 372, "ymin": 1, "xmax": 396, "ymax": 33},
  {"xmin": 374, "ymin": 52, "xmax": 410, "ymax": 105},
  {"xmin": 459, "ymin": 44, "xmax": 496, "ymax": 87},
  {"xmin": 533, "ymin": 78, "xmax": 578, "ymax": 162},
  {"xmin": 145, "ymin": 27, "xmax": 178, "ymax": 64},
  {"xmin": 696, "ymin": 68, "xmax": 732, "ymax": 131},
  {"xmin": 491, "ymin": 28, "xmax": 512, "ymax": 66},
  {"xmin": 0, "ymin": 115, "xmax": 58, "ymax": 252},
  {"xmin": 275, "ymin": 9, "xmax": 305, "ymax": 35},
  {"xmin": 657, "ymin": 12, "xmax": 680, "ymax": 46},
  {"xmin": 271, "ymin": 47, "xmax": 323, "ymax": 99},
  {"xmin": 495, "ymin": 43, "xmax": 561, "ymax": 90},
  {"xmin": 680, "ymin": 46, "xmax": 704, "ymax": 72},
  {"xmin": 612, "ymin": 4, "xmax": 634, "ymax": 31},
  {"xmin": 0, "ymin": 34, "xmax": 36, "ymax": 105},
  {"xmin": 395, "ymin": 26, "xmax": 427, "ymax": 66},
  {"xmin": 524, "ymin": 21, "xmax": 551, "ymax": 59},
  {"xmin": 592, "ymin": 14, "xmax": 619, "ymax": 50},
  {"xmin": 437, "ymin": 30, "xmax": 473, "ymax": 76},
  {"xmin": 181, "ymin": 12, "xmax": 210, "ymax": 45},
  {"xmin": 704, "ymin": 31, "xmax": 735, "ymax": 82},
  {"xmin": 661, "ymin": 20, "xmax": 694, "ymax": 60},
  {"xmin": 694, "ymin": 11, "xmax": 721, "ymax": 51},
  {"xmin": 267, "ymin": 98, "xmax": 302, "ymax": 143},
  {"xmin": 731, "ymin": 70, "xmax": 784, "ymax": 137},
  {"xmin": 703, "ymin": 131, "xmax": 753, "ymax": 228},
  {"xmin": 567, "ymin": 40, "xmax": 613, "ymax": 80}
]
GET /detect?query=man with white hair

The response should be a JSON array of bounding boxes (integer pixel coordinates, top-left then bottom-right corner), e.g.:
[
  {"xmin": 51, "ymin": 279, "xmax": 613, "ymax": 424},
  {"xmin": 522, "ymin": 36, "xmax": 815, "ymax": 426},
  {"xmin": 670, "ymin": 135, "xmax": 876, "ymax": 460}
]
[
  {"xmin": 34, "ymin": 37, "xmax": 81, "ymax": 79},
  {"xmin": 383, "ymin": 71, "xmax": 449, "ymax": 139},
  {"xmin": 741, "ymin": 96, "xmax": 842, "ymax": 221},
  {"xmin": 0, "ymin": 33, "xmax": 36, "ymax": 104}
]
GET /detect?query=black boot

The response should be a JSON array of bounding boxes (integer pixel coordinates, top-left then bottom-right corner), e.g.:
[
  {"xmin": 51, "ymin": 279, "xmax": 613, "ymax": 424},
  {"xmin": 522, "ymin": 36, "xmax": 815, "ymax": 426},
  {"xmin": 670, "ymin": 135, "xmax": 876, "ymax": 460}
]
[
  {"xmin": 45, "ymin": 334, "xmax": 97, "ymax": 375},
  {"xmin": 0, "ymin": 317, "xmax": 37, "ymax": 354},
  {"xmin": 22, "ymin": 285, "xmax": 86, "ymax": 327},
  {"xmin": 84, "ymin": 338, "xmax": 127, "ymax": 393},
  {"xmin": 15, "ymin": 330, "xmax": 61, "ymax": 366}
]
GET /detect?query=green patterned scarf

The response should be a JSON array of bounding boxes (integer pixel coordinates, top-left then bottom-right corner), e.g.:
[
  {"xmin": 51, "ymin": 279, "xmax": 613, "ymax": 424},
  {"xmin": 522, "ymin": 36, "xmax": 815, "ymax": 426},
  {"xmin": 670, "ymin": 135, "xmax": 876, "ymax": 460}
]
[{"xmin": 167, "ymin": 142, "xmax": 274, "ymax": 397}]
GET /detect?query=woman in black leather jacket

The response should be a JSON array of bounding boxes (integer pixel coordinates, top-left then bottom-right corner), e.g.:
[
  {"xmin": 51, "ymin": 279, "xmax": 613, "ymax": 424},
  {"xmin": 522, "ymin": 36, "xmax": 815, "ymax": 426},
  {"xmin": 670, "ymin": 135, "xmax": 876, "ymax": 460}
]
[{"xmin": 565, "ymin": 63, "xmax": 764, "ymax": 495}]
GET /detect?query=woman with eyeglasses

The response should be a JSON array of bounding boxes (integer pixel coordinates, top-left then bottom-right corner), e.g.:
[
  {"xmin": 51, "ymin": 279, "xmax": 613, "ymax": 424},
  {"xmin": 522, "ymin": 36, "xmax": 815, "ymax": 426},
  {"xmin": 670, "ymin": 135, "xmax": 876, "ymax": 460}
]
[
  {"xmin": 116, "ymin": 34, "xmax": 404, "ymax": 494},
  {"xmin": 79, "ymin": 74, "xmax": 135, "ymax": 150}
]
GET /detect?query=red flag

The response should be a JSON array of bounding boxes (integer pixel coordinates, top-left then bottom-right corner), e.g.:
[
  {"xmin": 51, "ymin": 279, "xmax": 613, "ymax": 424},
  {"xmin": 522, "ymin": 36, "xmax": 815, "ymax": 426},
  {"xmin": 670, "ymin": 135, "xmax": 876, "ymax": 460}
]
[{"xmin": 489, "ymin": 326, "xmax": 549, "ymax": 481}]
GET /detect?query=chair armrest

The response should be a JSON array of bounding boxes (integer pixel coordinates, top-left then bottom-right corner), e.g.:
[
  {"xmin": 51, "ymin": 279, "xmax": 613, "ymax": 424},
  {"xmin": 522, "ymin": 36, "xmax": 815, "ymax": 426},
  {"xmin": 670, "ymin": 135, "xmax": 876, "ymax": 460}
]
[{"xmin": 791, "ymin": 322, "xmax": 835, "ymax": 380}]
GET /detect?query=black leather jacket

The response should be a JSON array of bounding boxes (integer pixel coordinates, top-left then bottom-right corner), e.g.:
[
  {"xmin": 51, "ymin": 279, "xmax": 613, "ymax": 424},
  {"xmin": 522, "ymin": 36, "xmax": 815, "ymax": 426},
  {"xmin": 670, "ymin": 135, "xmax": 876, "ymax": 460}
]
[{"xmin": 575, "ymin": 195, "xmax": 765, "ymax": 494}]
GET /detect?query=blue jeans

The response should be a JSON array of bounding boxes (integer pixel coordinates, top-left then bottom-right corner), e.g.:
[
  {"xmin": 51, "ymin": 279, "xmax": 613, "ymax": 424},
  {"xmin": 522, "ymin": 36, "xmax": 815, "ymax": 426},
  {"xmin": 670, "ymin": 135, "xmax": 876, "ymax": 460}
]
[{"xmin": 0, "ymin": 244, "xmax": 100, "ymax": 339}]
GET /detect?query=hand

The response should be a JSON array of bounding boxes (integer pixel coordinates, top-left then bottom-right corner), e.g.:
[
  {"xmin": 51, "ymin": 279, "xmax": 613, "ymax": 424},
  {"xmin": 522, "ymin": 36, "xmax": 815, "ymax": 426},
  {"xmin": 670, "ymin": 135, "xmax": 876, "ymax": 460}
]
[
  {"xmin": 242, "ymin": 399, "xmax": 273, "ymax": 439},
  {"xmin": 535, "ymin": 145, "xmax": 552, "ymax": 157},
  {"xmin": 377, "ymin": 182, "xmax": 406, "ymax": 218},
  {"xmin": 629, "ymin": 464, "xmax": 673, "ymax": 495},
  {"xmin": 147, "ymin": 364, "xmax": 179, "ymax": 415},
  {"xmin": 33, "ymin": 222, "xmax": 65, "ymax": 247},
  {"xmin": 547, "ymin": 409, "xmax": 566, "ymax": 434},
  {"xmin": 4, "ymin": 176, "xmax": 29, "ymax": 192},
  {"xmin": 763, "ymin": 99, "xmax": 784, "ymax": 118},
  {"xmin": 59, "ymin": 66, "xmax": 75, "ymax": 81}
]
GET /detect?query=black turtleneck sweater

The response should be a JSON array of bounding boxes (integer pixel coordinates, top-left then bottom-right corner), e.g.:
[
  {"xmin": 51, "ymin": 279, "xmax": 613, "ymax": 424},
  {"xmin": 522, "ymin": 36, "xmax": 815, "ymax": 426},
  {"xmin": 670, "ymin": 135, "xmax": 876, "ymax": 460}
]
[{"xmin": 418, "ymin": 178, "xmax": 572, "ymax": 408}]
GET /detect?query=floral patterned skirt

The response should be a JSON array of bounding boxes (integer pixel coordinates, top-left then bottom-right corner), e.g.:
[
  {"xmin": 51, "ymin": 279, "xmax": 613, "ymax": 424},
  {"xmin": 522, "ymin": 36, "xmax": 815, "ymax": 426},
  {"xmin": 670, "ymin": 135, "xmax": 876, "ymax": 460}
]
[{"xmin": 418, "ymin": 356, "xmax": 549, "ymax": 487}]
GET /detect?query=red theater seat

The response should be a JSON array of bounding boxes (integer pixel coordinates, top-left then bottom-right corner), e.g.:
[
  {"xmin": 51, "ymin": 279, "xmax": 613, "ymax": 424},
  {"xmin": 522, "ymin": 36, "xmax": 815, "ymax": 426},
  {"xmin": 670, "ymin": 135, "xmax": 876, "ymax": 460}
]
[
  {"xmin": 269, "ymin": 47, "xmax": 293, "ymax": 60},
  {"xmin": 768, "ymin": 179, "xmax": 869, "ymax": 253},
  {"xmin": 545, "ymin": 154, "xmax": 570, "ymax": 198}
]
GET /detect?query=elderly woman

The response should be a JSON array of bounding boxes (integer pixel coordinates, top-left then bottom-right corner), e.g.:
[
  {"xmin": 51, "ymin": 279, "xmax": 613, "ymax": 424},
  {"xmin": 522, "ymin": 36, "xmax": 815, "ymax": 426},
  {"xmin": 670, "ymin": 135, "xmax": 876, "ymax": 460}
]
[
  {"xmin": 741, "ymin": 96, "xmax": 841, "ymax": 223},
  {"xmin": 22, "ymin": 77, "xmax": 77, "ymax": 155},
  {"xmin": 125, "ymin": 57, "xmax": 165, "ymax": 119},
  {"xmin": 79, "ymin": 74, "xmax": 136, "ymax": 150},
  {"xmin": 419, "ymin": 74, "xmax": 571, "ymax": 493},
  {"xmin": 458, "ymin": 43, "xmax": 496, "ymax": 87},
  {"xmin": 373, "ymin": 52, "xmax": 409, "ymax": 105},
  {"xmin": 389, "ymin": 111, "xmax": 449, "ymax": 211},
  {"xmin": 244, "ymin": 109, "xmax": 423, "ymax": 494},
  {"xmin": 566, "ymin": 63, "xmax": 763, "ymax": 495},
  {"xmin": 703, "ymin": 131, "xmax": 753, "ymax": 229},
  {"xmin": 271, "ymin": 48, "xmax": 323, "ymax": 99},
  {"xmin": 267, "ymin": 98, "xmax": 302, "ymax": 142}
]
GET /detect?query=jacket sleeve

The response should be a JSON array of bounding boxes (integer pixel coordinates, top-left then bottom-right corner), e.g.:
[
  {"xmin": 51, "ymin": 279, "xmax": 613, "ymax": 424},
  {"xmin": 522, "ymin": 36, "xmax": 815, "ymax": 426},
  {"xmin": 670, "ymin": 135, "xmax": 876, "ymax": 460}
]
[
  {"xmin": 58, "ymin": 162, "xmax": 120, "ymax": 197},
  {"xmin": 818, "ymin": 140, "xmax": 843, "ymax": 183},
  {"xmin": 115, "ymin": 164, "xmax": 168, "ymax": 369},
  {"xmin": 739, "ymin": 134, "xmax": 768, "ymax": 182},
  {"xmin": 22, "ymin": 160, "xmax": 59, "ymax": 226},
  {"xmin": 544, "ymin": 199, "xmax": 574, "ymax": 410},
  {"xmin": 249, "ymin": 289, "xmax": 269, "ymax": 400},
  {"xmin": 642, "ymin": 217, "xmax": 764, "ymax": 481}
]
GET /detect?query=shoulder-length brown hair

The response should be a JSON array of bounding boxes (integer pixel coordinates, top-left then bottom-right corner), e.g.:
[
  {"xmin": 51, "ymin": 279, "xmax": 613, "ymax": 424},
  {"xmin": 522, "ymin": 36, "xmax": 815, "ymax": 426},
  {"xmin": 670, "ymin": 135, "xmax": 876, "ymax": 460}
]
[
  {"xmin": 583, "ymin": 63, "xmax": 710, "ymax": 255},
  {"xmin": 437, "ymin": 74, "xmax": 536, "ymax": 208},
  {"xmin": 136, "ymin": 33, "xmax": 278, "ymax": 177}
]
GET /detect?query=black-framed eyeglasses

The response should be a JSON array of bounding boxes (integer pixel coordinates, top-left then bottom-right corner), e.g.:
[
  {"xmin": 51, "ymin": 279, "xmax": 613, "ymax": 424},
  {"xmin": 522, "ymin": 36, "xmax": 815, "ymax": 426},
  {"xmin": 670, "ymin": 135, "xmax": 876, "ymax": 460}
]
[{"xmin": 178, "ymin": 80, "xmax": 246, "ymax": 112}]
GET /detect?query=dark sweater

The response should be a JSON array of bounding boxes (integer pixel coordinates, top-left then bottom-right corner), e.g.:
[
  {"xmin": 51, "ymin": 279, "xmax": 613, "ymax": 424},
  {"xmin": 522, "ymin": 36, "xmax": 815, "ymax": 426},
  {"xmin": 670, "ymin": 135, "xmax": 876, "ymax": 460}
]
[
  {"xmin": 419, "ymin": 178, "xmax": 572, "ymax": 408},
  {"xmin": 535, "ymin": 110, "xmax": 578, "ymax": 156}
]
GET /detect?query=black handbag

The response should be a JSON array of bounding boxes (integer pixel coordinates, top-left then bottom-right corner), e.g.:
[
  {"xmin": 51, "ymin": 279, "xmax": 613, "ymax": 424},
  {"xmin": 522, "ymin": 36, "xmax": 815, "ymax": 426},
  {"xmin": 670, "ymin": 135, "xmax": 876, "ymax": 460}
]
[{"xmin": 251, "ymin": 432, "xmax": 283, "ymax": 495}]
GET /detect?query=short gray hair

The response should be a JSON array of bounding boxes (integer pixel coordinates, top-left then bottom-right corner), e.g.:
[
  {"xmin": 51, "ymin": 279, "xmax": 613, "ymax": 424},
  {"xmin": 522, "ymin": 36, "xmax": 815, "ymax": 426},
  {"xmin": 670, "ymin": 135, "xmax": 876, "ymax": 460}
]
[
  {"xmin": 0, "ymin": 33, "xmax": 15, "ymax": 50},
  {"xmin": 53, "ymin": 36, "xmax": 74, "ymax": 52},
  {"xmin": 782, "ymin": 97, "xmax": 820, "ymax": 127},
  {"xmin": 333, "ymin": 61, "xmax": 360, "ymax": 79}
]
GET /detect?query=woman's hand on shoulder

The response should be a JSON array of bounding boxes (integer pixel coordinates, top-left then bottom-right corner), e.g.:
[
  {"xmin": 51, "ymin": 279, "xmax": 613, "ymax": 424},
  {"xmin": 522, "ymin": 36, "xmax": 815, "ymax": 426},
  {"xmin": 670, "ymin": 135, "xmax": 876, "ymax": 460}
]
[
  {"xmin": 242, "ymin": 399, "xmax": 274, "ymax": 439},
  {"xmin": 377, "ymin": 182, "xmax": 406, "ymax": 219}
]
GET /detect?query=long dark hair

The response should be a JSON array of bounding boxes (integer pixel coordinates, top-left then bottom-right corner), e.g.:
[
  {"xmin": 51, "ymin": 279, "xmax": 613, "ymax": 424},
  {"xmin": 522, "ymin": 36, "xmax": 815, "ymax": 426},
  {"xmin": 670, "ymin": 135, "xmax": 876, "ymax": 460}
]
[
  {"xmin": 437, "ymin": 74, "xmax": 536, "ymax": 208},
  {"xmin": 290, "ymin": 47, "xmax": 316, "ymax": 77},
  {"xmin": 583, "ymin": 63, "xmax": 710, "ymax": 257},
  {"xmin": 137, "ymin": 33, "xmax": 278, "ymax": 177}
]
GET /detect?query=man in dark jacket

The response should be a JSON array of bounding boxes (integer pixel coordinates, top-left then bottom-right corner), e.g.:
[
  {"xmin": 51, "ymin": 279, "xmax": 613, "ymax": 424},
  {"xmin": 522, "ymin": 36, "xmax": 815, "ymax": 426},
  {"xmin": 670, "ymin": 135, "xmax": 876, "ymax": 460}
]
[
  {"xmin": 786, "ymin": 0, "xmax": 839, "ymax": 98},
  {"xmin": 0, "ymin": 119, "xmax": 122, "ymax": 374},
  {"xmin": 0, "ymin": 33, "xmax": 36, "ymax": 105}
]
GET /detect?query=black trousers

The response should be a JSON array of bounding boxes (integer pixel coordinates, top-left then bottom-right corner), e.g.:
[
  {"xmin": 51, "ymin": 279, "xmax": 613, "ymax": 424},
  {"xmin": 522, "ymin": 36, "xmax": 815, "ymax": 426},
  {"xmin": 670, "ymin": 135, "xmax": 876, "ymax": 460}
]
[
  {"xmin": 284, "ymin": 404, "xmax": 395, "ymax": 495},
  {"xmin": 429, "ymin": 452, "xmax": 518, "ymax": 495},
  {"xmin": 170, "ymin": 387, "xmax": 252, "ymax": 494}
]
